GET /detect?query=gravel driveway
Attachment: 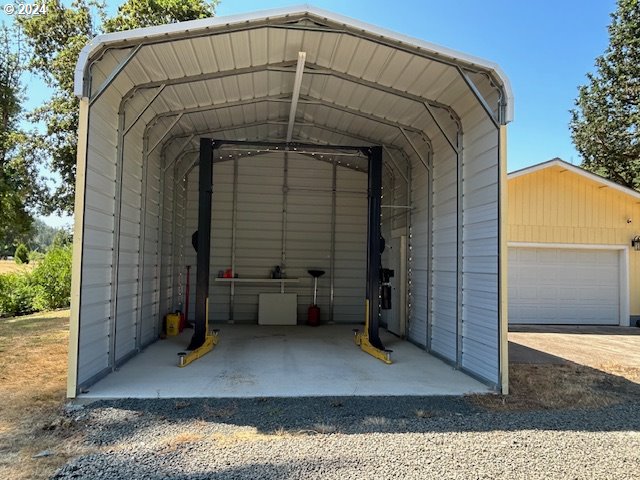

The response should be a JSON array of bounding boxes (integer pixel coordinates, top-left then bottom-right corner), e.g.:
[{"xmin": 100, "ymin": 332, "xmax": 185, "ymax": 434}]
[{"xmin": 53, "ymin": 397, "xmax": 639, "ymax": 479}]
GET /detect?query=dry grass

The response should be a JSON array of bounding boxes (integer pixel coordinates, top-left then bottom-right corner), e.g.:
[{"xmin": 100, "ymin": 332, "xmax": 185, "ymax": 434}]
[
  {"xmin": 159, "ymin": 432, "xmax": 206, "ymax": 453},
  {"xmin": 0, "ymin": 309, "xmax": 80, "ymax": 480},
  {"xmin": 0, "ymin": 259, "xmax": 33, "ymax": 275},
  {"xmin": 471, "ymin": 363, "xmax": 640, "ymax": 411}
]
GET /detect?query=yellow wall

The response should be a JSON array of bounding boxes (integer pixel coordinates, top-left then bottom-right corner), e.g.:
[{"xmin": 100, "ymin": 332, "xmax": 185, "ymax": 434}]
[{"xmin": 508, "ymin": 164, "xmax": 640, "ymax": 316}]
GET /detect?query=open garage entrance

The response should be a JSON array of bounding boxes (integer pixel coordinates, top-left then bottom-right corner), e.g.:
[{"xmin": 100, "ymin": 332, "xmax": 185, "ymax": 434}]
[{"xmin": 68, "ymin": 6, "xmax": 513, "ymax": 398}]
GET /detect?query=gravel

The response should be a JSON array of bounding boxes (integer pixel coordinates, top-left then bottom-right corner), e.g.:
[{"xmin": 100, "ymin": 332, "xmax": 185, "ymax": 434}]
[{"xmin": 53, "ymin": 397, "xmax": 640, "ymax": 479}]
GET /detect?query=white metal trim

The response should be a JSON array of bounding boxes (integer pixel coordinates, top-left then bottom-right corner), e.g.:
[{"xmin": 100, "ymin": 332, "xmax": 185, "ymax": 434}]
[{"xmin": 508, "ymin": 242, "xmax": 630, "ymax": 327}]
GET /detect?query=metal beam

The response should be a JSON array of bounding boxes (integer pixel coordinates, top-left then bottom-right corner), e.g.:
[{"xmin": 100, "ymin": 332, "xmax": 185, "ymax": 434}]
[
  {"xmin": 147, "ymin": 94, "xmax": 426, "ymax": 138},
  {"xmin": 366, "ymin": 146, "xmax": 384, "ymax": 350},
  {"xmin": 109, "ymin": 111, "xmax": 126, "ymax": 370},
  {"xmin": 422, "ymin": 101, "xmax": 458, "ymax": 153},
  {"xmin": 148, "ymin": 113, "xmax": 184, "ymax": 155},
  {"xmin": 189, "ymin": 139, "xmax": 214, "ymax": 350},
  {"xmin": 123, "ymin": 84, "xmax": 166, "ymax": 136},
  {"xmin": 162, "ymin": 135, "xmax": 194, "ymax": 173},
  {"xmin": 89, "ymin": 44, "xmax": 143, "ymax": 104},
  {"xmin": 399, "ymin": 128, "xmax": 431, "ymax": 172},
  {"xmin": 166, "ymin": 124, "xmax": 413, "ymax": 185},
  {"xmin": 456, "ymin": 66, "xmax": 500, "ymax": 129},
  {"xmin": 271, "ymin": 63, "xmax": 459, "ymax": 120},
  {"xmin": 286, "ymin": 52, "xmax": 306, "ymax": 142}
]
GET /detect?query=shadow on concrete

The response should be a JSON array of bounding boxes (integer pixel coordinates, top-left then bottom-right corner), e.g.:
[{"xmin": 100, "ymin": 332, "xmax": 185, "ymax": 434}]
[
  {"xmin": 509, "ymin": 325, "xmax": 640, "ymax": 335},
  {"xmin": 508, "ymin": 341, "xmax": 570, "ymax": 364}
]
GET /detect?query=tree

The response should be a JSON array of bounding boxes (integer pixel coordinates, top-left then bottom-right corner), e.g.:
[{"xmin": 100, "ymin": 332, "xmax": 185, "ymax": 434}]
[
  {"xmin": 570, "ymin": 0, "xmax": 640, "ymax": 189},
  {"xmin": 18, "ymin": 0, "xmax": 99, "ymax": 214},
  {"xmin": 0, "ymin": 23, "xmax": 40, "ymax": 255},
  {"xmin": 14, "ymin": 243, "xmax": 29, "ymax": 264},
  {"xmin": 19, "ymin": 0, "xmax": 218, "ymax": 214},
  {"xmin": 102, "ymin": 0, "xmax": 217, "ymax": 33}
]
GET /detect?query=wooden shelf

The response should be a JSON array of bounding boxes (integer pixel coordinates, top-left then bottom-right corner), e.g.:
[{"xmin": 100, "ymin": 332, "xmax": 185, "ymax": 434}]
[{"xmin": 214, "ymin": 278, "xmax": 300, "ymax": 283}]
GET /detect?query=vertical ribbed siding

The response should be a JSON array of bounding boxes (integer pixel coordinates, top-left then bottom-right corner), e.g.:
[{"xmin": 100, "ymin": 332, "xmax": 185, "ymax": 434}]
[
  {"xmin": 180, "ymin": 153, "xmax": 367, "ymax": 324},
  {"xmin": 139, "ymin": 151, "xmax": 162, "ymax": 346},
  {"xmin": 430, "ymin": 143, "xmax": 458, "ymax": 363},
  {"xmin": 461, "ymin": 105, "xmax": 500, "ymax": 385},
  {"xmin": 114, "ymin": 122, "xmax": 146, "ymax": 363},
  {"xmin": 334, "ymin": 167, "xmax": 367, "ymax": 323},
  {"xmin": 286, "ymin": 156, "xmax": 333, "ymax": 321},
  {"xmin": 159, "ymin": 161, "xmax": 175, "ymax": 324},
  {"xmin": 77, "ymin": 90, "xmax": 119, "ymax": 385},
  {"xmin": 407, "ymin": 154, "xmax": 429, "ymax": 347}
]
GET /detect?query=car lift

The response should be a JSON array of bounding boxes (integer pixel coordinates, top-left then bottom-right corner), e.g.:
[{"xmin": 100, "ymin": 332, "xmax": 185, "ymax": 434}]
[
  {"xmin": 352, "ymin": 146, "xmax": 392, "ymax": 364},
  {"xmin": 183, "ymin": 139, "xmax": 390, "ymax": 365}
]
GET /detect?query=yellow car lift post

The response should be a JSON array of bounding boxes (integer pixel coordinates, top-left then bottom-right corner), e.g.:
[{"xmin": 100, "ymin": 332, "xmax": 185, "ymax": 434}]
[
  {"xmin": 354, "ymin": 300, "xmax": 392, "ymax": 364},
  {"xmin": 353, "ymin": 146, "xmax": 392, "ymax": 365},
  {"xmin": 178, "ymin": 298, "xmax": 219, "ymax": 367}
]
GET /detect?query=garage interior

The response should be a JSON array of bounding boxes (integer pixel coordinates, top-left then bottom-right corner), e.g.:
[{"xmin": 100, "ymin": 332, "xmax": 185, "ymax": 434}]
[{"xmin": 69, "ymin": 6, "xmax": 512, "ymax": 398}]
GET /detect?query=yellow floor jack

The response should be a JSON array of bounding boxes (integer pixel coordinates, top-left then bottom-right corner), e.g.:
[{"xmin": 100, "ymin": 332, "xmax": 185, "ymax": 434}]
[
  {"xmin": 177, "ymin": 299, "xmax": 219, "ymax": 367},
  {"xmin": 353, "ymin": 300, "xmax": 392, "ymax": 364}
]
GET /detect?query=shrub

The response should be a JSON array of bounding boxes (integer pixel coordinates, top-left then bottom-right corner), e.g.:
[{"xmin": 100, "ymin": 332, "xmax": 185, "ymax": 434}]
[
  {"xmin": 14, "ymin": 244, "xmax": 29, "ymax": 264},
  {"xmin": 0, "ymin": 272, "xmax": 36, "ymax": 316},
  {"xmin": 31, "ymin": 244, "xmax": 73, "ymax": 310},
  {"xmin": 28, "ymin": 250, "xmax": 45, "ymax": 264}
]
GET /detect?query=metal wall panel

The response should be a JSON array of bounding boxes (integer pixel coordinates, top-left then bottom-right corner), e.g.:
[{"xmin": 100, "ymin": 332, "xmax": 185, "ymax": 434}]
[
  {"xmin": 408, "ymin": 154, "xmax": 430, "ymax": 347},
  {"xmin": 460, "ymin": 104, "xmax": 500, "ymax": 385},
  {"xmin": 139, "ymin": 150, "xmax": 162, "ymax": 346},
  {"xmin": 115, "ymin": 123, "xmax": 144, "ymax": 363},
  {"xmin": 334, "ymin": 168, "xmax": 367, "ymax": 323},
  {"xmin": 180, "ymin": 152, "xmax": 367, "ymax": 325},
  {"xmin": 429, "ymin": 143, "xmax": 458, "ymax": 362},
  {"xmin": 77, "ymin": 89, "xmax": 119, "ymax": 385}
]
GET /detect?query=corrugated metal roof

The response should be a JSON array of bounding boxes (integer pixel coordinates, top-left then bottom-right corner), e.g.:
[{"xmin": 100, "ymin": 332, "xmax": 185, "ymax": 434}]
[
  {"xmin": 75, "ymin": 5, "xmax": 513, "ymax": 121},
  {"xmin": 78, "ymin": 6, "xmax": 512, "ymax": 168}
]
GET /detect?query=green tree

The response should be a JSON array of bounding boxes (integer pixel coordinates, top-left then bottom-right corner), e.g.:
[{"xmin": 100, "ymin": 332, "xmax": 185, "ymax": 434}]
[
  {"xmin": 103, "ymin": 0, "xmax": 217, "ymax": 32},
  {"xmin": 19, "ymin": 0, "xmax": 218, "ymax": 214},
  {"xmin": 0, "ymin": 23, "xmax": 40, "ymax": 255},
  {"xmin": 570, "ymin": 0, "xmax": 640, "ymax": 189},
  {"xmin": 18, "ymin": 0, "xmax": 99, "ymax": 214},
  {"xmin": 14, "ymin": 243, "xmax": 29, "ymax": 264}
]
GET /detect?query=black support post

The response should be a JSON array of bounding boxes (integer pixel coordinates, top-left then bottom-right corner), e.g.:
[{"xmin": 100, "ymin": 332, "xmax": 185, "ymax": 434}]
[
  {"xmin": 188, "ymin": 138, "xmax": 213, "ymax": 350},
  {"xmin": 366, "ymin": 146, "xmax": 384, "ymax": 350}
]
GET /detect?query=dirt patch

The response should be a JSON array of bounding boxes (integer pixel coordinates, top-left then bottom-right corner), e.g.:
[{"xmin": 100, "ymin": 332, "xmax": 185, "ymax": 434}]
[
  {"xmin": 471, "ymin": 363, "xmax": 640, "ymax": 411},
  {"xmin": 0, "ymin": 310, "xmax": 82, "ymax": 480}
]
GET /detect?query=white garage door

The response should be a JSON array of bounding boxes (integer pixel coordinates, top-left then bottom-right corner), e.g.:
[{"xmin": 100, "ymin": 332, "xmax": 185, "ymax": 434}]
[{"xmin": 508, "ymin": 247, "xmax": 621, "ymax": 325}]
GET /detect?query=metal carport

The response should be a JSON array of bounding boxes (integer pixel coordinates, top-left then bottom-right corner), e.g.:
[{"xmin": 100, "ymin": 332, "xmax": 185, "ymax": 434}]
[{"xmin": 67, "ymin": 5, "xmax": 513, "ymax": 398}]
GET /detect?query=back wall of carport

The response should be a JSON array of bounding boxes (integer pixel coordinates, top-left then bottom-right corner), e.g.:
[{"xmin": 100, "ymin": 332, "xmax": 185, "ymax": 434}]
[{"xmin": 67, "ymin": 6, "xmax": 513, "ymax": 397}]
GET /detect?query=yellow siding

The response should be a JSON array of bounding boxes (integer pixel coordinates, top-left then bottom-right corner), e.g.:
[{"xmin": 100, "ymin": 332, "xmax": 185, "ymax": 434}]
[{"xmin": 508, "ymin": 165, "xmax": 640, "ymax": 315}]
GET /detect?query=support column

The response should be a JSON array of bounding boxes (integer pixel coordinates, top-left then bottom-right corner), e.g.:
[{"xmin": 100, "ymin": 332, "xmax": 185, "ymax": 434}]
[
  {"xmin": 189, "ymin": 138, "xmax": 213, "ymax": 350},
  {"xmin": 366, "ymin": 146, "xmax": 384, "ymax": 350}
]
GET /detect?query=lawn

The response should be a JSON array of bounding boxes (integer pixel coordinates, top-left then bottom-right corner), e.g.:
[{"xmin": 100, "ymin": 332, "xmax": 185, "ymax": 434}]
[
  {"xmin": 0, "ymin": 259, "xmax": 33, "ymax": 275},
  {"xmin": 0, "ymin": 309, "xmax": 82, "ymax": 480}
]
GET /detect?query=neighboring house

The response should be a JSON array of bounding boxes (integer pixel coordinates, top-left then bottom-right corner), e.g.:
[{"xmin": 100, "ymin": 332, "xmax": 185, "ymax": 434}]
[{"xmin": 508, "ymin": 158, "xmax": 639, "ymax": 327}]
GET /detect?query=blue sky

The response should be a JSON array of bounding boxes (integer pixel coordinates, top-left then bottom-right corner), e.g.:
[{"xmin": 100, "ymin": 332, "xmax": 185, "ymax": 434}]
[{"xmin": 32, "ymin": 0, "xmax": 616, "ymax": 226}]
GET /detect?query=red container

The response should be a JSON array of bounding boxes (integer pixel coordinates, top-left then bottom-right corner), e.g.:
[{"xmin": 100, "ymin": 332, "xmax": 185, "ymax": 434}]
[
  {"xmin": 307, "ymin": 305, "xmax": 320, "ymax": 327},
  {"xmin": 178, "ymin": 311, "xmax": 186, "ymax": 332}
]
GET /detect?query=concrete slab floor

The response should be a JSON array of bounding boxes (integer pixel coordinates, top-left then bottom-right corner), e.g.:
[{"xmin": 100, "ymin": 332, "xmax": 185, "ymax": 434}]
[{"xmin": 81, "ymin": 325, "xmax": 490, "ymax": 399}]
